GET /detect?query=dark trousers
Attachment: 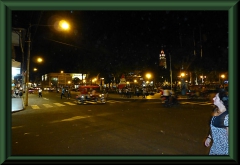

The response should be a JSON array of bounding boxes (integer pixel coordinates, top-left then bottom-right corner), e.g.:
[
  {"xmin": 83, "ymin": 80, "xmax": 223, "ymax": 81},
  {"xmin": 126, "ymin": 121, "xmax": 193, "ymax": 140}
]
[
  {"xmin": 61, "ymin": 93, "xmax": 65, "ymax": 99},
  {"xmin": 39, "ymin": 92, "xmax": 42, "ymax": 97}
]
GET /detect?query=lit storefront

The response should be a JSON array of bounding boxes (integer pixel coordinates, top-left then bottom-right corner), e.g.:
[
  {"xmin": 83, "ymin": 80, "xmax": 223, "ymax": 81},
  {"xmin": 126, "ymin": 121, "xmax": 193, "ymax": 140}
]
[{"xmin": 41, "ymin": 73, "xmax": 88, "ymax": 90}]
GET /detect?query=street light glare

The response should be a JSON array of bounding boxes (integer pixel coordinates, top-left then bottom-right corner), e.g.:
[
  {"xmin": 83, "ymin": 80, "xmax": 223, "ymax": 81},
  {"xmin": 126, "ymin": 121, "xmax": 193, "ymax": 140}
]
[
  {"xmin": 146, "ymin": 73, "xmax": 151, "ymax": 79},
  {"xmin": 37, "ymin": 57, "xmax": 43, "ymax": 63},
  {"xmin": 59, "ymin": 20, "xmax": 70, "ymax": 30},
  {"xmin": 181, "ymin": 73, "xmax": 185, "ymax": 77}
]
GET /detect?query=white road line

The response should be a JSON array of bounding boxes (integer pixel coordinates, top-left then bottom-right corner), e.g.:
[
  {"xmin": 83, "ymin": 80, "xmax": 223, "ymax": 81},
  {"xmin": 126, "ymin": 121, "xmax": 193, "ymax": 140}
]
[
  {"xmin": 108, "ymin": 100, "xmax": 122, "ymax": 103},
  {"xmin": 64, "ymin": 102, "xmax": 76, "ymax": 105},
  {"xmin": 180, "ymin": 102, "xmax": 213, "ymax": 106},
  {"xmin": 85, "ymin": 101, "xmax": 98, "ymax": 104},
  {"xmin": 31, "ymin": 105, "xmax": 40, "ymax": 109},
  {"xmin": 53, "ymin": 103, "xmax": 66, "ymax": 106},
  {"xmin": 43, "ymin": 104, "xmax": 53, "ymax": 108}
]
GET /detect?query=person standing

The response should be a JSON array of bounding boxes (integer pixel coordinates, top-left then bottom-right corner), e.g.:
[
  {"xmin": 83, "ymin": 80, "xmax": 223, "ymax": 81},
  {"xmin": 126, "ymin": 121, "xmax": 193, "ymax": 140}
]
[
  {"xmin": 15, "ymin": 87, "xmax": 19, "ymax": 97},
  {"xmin": 204, "ymin": 89, "xmax": 229, "ymax": 155},
  {"xmin": 67, "ymin": 88, "xmax": 71, "ymax": 99},
  {"xmin": 142, "ymin": 87, "xmax": 147, "ymax": 98},
  {"xmin": 38, "ymin": 88, "xmax": 42, "ymax": 97},
  {"xmin": 136, "ymin": 87, "xmax": 140, "ymax": 97},
  {"xmin": 61, "ymin": 87, "xmax": 65, "ymax": 99}
]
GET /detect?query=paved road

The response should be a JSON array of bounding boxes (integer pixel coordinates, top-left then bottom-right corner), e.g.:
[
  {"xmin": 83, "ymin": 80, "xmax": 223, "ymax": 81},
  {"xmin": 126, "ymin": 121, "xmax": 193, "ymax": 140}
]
[
  {"xmin": 11, "ymin": 91, "xmax": 213, "ymax": 157},
  {"xmin": 12, "ymin": 90, "xmax": 212, "ymax": 112}
]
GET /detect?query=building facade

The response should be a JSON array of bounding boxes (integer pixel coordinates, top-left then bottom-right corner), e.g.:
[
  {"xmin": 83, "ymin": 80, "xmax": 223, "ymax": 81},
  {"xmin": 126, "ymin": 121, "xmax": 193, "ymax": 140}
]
[
  {"xmin": 12, "ymin": 28, "xmax": 26, "ymax": 89},
  {"xmin": 40, "ymin": 72, "xmax": 87, "ymax": 89}
]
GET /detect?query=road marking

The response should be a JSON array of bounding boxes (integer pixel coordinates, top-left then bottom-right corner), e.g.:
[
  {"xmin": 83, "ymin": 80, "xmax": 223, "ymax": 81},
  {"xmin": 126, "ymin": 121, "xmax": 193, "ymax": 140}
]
[
  {"xmin": 107, "ymin": 100, "xmax": 123, "ymax": 103},
  {"xmin": 107, "ymin": 100, "xmax": 130, "ymax": 103},
  {"xmin": 85, "ymin": 101, "xmax": 98, "ymax": 104},
  {"xmin": 53, "ymin": 103, "xmax": 65, "ymax": 106},
  {"xmin": 43, "ymin": 98, "xmax": 49, "ymax": 100},
  {"xmin": 64, "ymin": 102, "xmax": 76, "ymax": 105},
  {"xmin": 31, "ymin": 105, "xmax": 40, "ymax": 109},
  {"xmin": 43, "ymin": 104, "xmax": 53, "ymax": 108},
  {"xmin": 180, "ymin": 102, "xmax": 213, "ymax": 106}
]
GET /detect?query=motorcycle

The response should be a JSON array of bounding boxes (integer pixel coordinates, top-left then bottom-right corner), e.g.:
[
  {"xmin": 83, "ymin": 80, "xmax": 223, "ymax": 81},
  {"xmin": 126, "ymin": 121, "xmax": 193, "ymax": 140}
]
[
  {"xmin": 76, "ymin": 93, "xmax": 106, "ymax": 104},
  {"xmin": 161, "ymin": 94, "xmax": 179, "ymax": 107},
  {"xmin": 186, "ymin": 90, "xmax": 198, "ymax": 99}
]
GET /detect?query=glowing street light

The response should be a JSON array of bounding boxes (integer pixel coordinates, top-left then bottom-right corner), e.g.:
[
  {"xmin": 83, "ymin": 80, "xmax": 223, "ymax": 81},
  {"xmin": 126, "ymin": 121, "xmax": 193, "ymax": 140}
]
[
  {"xmin": 146, "ymin": 73, "xmax": 151, "ymax": 80},
  {"xmin": 180, "ymin": 72, "xmax": 185, "ymax": 77},
  {"xmin": 37, "ymin": 57, "xmax": 43, "ymax": 63},
  {"xmin": 59, "ymin": 20, "xmax": 70, "ymax": 30},
  {"xmin": 220, "ymin": 74, "xmax": 225, "ymax": 88}
]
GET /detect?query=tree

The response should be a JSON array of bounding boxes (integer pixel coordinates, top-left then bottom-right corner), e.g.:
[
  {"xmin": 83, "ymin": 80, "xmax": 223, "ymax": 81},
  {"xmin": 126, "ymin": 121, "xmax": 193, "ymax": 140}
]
[{"xmin": 72, "ymin": 77, "xmax": 80, "ymax": 85}]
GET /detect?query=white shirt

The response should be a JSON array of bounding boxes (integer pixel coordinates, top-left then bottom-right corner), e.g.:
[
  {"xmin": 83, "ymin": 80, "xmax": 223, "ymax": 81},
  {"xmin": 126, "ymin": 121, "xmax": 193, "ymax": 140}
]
[{"xmin": 163, "ymin": 89, "xmax": 170, "ymax": 96}]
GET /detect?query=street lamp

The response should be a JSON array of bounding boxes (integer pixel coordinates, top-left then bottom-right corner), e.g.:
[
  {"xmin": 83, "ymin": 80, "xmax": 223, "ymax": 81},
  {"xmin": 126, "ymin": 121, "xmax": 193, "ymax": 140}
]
[
  {"xmin": 146, "ymin": 73, "xmax": 151, "ymax": 85},
  {"xmin": 180, "ymin": 72, "xmax": 186, "ymax": 95},
  {"xmin": 200, "ymin": 75, "xmax": 206, "ymax": 84},
  {"xmin": 146, "ymin": 73, "xmax": 151, "ymax": 80},
  {"xmin": 220, "ymin": 74, "xmax": 225, "ymax": 88},
  {"xmin": 37, "ymin": 57, "xmax": 43, "ymax": 63},
  {"xmin": 100, "ymin": 78, "xmax": 104, "ymax": 91},
  {"xmin": 24, "ymin": 20, "xmax": 70, "ymax": 106}
]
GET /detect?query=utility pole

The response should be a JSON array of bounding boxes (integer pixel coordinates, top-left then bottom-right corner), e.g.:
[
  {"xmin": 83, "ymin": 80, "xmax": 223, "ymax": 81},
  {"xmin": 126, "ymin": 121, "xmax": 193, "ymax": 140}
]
[
  {"xmin": 24, "ymin": 25, "xmax": 31, "ymax": 106},
  {"xmin": 170, "ymin": 53, "xmax": 172, "ymax": 90}
]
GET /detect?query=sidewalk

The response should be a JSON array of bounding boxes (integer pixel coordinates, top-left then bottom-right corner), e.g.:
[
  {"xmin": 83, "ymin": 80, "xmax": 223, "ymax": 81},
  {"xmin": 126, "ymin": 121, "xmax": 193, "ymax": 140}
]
[{"xmin": 12, "ymin": 97, "xmax": 25, "ymax": 112}]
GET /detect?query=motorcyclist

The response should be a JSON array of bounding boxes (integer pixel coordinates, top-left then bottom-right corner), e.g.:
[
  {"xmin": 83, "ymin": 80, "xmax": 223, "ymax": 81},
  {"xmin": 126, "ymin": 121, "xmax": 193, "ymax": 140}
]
[
  {"xmin": 169, "ymin": 89, "xmax": 178, "ymax": 104},
  {"xmin": 162, "ymin": 88, "xmax": 170, "ymax": 103}
]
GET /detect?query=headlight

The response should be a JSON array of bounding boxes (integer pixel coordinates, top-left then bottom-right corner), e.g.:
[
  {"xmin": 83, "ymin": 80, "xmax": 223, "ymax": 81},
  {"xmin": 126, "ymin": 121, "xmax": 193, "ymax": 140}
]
[{"xmin": 81, "ymin": 95, "xmax": 84, "ymax": 98}]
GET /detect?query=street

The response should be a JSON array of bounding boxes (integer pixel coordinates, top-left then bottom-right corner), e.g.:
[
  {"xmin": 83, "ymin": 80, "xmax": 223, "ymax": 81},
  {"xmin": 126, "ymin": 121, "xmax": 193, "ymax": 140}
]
[{"xmin": 12, "ymin": 91, "xmax": 213, "ymax": 156}]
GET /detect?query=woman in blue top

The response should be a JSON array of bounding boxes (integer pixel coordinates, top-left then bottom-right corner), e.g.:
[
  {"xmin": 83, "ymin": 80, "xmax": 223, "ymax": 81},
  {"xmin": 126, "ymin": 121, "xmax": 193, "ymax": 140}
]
[{"xmin": 204, "ymin": 89, "xmax": 229, "ymax": 155}]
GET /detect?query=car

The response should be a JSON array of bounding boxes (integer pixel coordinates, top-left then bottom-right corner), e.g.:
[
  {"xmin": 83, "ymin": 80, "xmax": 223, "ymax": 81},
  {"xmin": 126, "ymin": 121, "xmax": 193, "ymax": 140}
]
[{"xmin": 28, "ymin": 88, "xmax": 35, "ymax": 94}]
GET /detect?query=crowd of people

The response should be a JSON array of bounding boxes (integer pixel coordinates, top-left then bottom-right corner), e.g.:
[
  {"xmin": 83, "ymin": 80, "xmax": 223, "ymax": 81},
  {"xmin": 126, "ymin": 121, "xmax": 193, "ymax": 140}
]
[
  {"xmin": 12, "ymin": 87, "xmax": 23, "ymax": 98},
  {"xmin": 117, "ymin": 87, "xmax": 156, "ymax": 98}
]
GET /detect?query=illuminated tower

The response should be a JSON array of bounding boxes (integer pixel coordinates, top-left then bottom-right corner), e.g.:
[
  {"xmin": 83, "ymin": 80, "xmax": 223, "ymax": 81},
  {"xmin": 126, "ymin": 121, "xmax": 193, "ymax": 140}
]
[{"xmin": 159, "ymin": 50, "xmax": 167, "ymax": 69}]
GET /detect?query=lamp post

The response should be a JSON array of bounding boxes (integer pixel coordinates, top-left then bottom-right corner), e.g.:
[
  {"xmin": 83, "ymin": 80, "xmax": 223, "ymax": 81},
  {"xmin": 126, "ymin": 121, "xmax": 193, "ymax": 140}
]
[
  {"xmin": 220, "ymin": 74, "xmax": 225, "ymax": 88},
  {"xmin": 24, "ymin": 29, "xmax": 31, "ymax": 106},
  {"xmin": 24, "ymin": 21, "xmax": 70, "ymax": 106},
  {"xmin": 146, "ymin": 73, "xmax": 151, "ymax": 86},
  {"xmin": 169, "ymin": 53, "xmax": 172, "ymax": 90},
  {"xmin": 180, "ymin": 72, "xmax": 186, "ymax": 95},
  {"xmin": 100, "ymin": 78, "xmax": 104, "ymax": 91}
]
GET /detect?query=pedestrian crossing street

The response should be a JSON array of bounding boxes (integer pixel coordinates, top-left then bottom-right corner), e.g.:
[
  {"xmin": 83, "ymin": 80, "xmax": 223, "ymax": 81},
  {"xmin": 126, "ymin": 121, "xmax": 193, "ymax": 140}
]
[{"xmin": 29, "ymin": 100, "xmax": 213, "ymax": 109}]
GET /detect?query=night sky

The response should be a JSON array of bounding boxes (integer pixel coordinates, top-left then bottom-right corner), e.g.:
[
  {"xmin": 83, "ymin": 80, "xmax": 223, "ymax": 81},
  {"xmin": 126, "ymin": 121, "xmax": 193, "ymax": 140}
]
[{"xmin": 12, "ymin": 10, "xmax": 228, "ymax": 82}]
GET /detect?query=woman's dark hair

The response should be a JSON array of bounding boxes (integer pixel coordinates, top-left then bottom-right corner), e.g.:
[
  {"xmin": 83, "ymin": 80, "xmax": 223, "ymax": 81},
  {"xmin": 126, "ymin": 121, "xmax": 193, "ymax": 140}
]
[{"xmin": 218, "ymin": 88, "xmax": 229, "ymax": 111}]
